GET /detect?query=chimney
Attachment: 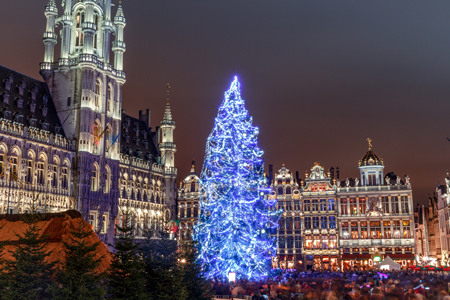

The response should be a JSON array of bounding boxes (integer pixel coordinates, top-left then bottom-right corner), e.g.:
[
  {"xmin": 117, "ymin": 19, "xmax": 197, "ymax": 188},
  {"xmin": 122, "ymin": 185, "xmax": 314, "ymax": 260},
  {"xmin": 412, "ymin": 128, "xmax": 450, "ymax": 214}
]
[
  {"xmin": 295, "ymin": 171, "xmax": 300, "ymax": 183},
  {"xmin": 139, "ymin": 109, "xmax": 151, "ymax": 128},
  {"xmin": 269, "ymin": 164, "xmax": 273, "ymax": 184},
  {"xmin": 336, "ymin": 167, "xmax": 340, "ymax": 180},
  {"xmin": 330, "ymin": 167, "xmax": 335, "ymax": 179}
]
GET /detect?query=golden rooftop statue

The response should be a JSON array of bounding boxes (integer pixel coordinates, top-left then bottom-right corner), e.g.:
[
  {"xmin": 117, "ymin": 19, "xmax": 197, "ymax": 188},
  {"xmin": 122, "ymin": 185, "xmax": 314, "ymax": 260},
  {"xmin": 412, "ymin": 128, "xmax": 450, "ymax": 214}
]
[{"xmin": 366, "ymin": 138, "xmax": 372, "ymax": 150}]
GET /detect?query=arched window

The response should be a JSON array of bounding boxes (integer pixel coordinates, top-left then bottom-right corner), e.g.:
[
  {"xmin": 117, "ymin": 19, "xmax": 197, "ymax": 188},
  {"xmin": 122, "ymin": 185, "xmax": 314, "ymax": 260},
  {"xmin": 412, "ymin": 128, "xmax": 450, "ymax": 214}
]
[
  {"xmin": 91, "ymin": 163, "xmax": 99, "ymax": 191},
  {"xmin": 190, "ymin": 182, "xmax": 196, "ymax": 192},
  {"xmin": 107, "ymin": 84, "xmax": 113, "ymax": 113},
  {"xmin": 104, "ymin": 165, "xmax": 111, "ymax": 193},
  {"xmin": 75, "ymin": 12, "xmax": 84, "ymax": 48},
  {"xmin": 286, "ymin": 186, "xmax": 291, "ymax": 195},
  {"xmin": 61, "ymin": 162, "xmax": 68, "ymax": 189},
  {"xmin": 0, "ymin": 146, "xmax": 6, "ymax": 176},
  {"xmin": 94, "ymin": 80, "xmax": 101, "ymax": 107},
  {"xmin": 277, "ymin": 186, "xmax": 283, "ymax": 195},
  {"xmin": 36, "ymin": 155, "xmax": 45, "ymax": 185}
]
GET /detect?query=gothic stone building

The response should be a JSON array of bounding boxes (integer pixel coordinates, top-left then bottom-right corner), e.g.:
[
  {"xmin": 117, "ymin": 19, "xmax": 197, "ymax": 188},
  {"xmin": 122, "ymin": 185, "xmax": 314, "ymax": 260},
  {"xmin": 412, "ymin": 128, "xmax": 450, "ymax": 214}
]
[{"xmin": 0, "ymin": 0, "xmax": 177, "ymax": 246}]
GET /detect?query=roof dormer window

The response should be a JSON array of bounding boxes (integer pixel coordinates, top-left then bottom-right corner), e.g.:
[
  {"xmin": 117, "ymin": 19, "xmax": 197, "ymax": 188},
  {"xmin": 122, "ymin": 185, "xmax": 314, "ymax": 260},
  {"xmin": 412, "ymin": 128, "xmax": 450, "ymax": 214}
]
[
  {"xmin": 4, "ymin": 74, "xmax": 13, "ymax": 91},
  {"xmin": 18, "ymin": 79, "xmax": 26, "ymax": 96}
]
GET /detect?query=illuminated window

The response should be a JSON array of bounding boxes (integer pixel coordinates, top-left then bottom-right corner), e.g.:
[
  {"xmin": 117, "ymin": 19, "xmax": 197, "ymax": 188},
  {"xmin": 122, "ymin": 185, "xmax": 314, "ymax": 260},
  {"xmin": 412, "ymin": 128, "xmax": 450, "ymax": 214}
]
[
  {"xmin": 392, "ymin": 197, "xmax": 399, "ymax": 214},
  {"xmin": 312, "ymin": 216, "xmax": 320, "ymax": 229},
  {"xmin": 107, "ymin": 84, "xmax": 113, "ymax": 113},
  {"xmin": 304, "ymin": 217, "xmax": 311, "ymax": 229},
  {"xmin": 304, "ymin": 237, "xmax": 312, "ymax": 249},
  {"xmin": 328, "ymin": 199, "xmax": 335, "ymax": 211},
  {"xmin": 401, "ymin": 196, "xmax": 409, "ymax": 213},
  {"xmin": 360, "ymin": 221, "xmax": 368, "ymax": 238},
  {"xmin": 321, "ymin": 216, "xmax": 327, "ymax": 229},
  {"xmin": 350, "ymin": 198, "xmax": 357, "ymax": 215},
  {"xmin": 403, "ymin": 220, "xmax": 411, "ymax": 238},
  {"xmin": 329, "ymin": 216, "xmax": 336, "ymax": 229},
  {"xmin": 351, "ymin": 222, "xmax": 358, "ymax": 239},
  {"xmin": 294, "ymin": 217, "xmax": 301, "ymax": 229},
  {"xmin": 313, "ymin": 235, "xmax": 320, "ymax": 248},
  {"xmin": 342, "ymin": 222, "xmax": 349, "ymax": 239},
  {"xmin": 101, "ymin": 215, "xmax": 108, "ymax": 233},
  {"xmin": 94, "ymin": 80, "xmax": 101, "ymax": 107},
  {"xmin": 104, "ymin": 166, "xmax": 111, "ymax": 193},
  {"xmin": 320, "ymin": 199, "xmax": 327, "ymax": 211},
  {"xmin": 358, "ymin": 198, "xmax": 366, "ymax": 214},
  {"xmin": 303, "ymin": 200, "xmax": 311, "ymax": 212},
  {"xmin": 340, "ymin": 198, "xmax": 348, "ymax": 215},
  {"xmin": 383, "ymin": 221, "xmax": 391, "ymax": 238},
  {"xmin": 381, "ymin": 197, "xmax": 389, "ymax": 214},
  {"xmin": 26, "ymin": 159, "xmax": 33, "ymax": 183},
  {"xmin": 370, "ymin": 221, "xmax": 381, "ymax": 239},
  {"xmin": 91, "ymin": 164, "xmax": 99, "ymax": 191},
  {"xmin": 321, "ymin": 235, "xmax": 328, "ymax": 248},
  {"xmin": 37, "ymin": 161, "xmax": 45, "ymax": 185},
  {"xmin": 312, "ymin": 200, "xmax": 318, "ymax": 212}
]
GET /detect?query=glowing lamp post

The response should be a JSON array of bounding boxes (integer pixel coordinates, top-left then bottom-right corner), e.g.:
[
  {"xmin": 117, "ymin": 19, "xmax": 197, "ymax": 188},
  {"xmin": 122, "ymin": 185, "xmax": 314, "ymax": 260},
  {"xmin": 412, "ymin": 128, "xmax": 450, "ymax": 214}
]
[{"xmin": 228, "ymin": 272, "xmax": 236, "ymax": 283}]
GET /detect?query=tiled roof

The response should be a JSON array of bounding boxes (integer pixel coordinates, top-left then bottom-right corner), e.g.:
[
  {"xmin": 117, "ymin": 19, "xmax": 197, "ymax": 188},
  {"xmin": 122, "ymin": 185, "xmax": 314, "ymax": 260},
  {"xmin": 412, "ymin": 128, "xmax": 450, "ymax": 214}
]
[
  {"xmin": 120, "ymin": 112, "xmax": 159, "ymax": 162},
  {"xmin": 0, "ymin": 65, "xmax": 65, "ymax": 136},
  {"xmin": 0, "ymin": 210, "xmax": 112, "ymax": 274}
]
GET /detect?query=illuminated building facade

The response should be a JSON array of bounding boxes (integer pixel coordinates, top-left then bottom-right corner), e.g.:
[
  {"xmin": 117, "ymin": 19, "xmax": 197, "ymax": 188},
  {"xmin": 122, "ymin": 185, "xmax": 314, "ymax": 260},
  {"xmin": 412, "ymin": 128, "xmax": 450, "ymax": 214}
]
[
  {"xmin": 301, "ymin": 163, "xmax": 338, "ymax": 271},
  {"xmin": 177, "ymin": 161, "xmax": 200, "ymax": 241},
  {"xmin": 0, "ymin": 0, "xmax": 177, "ymax": 246},
  {"xmin": 338, "ymin": 142, "xmax": 415, "ymax": 270},
  {"xmin": 270, "ymin": 164, "xmax": 302, "ymax": 269}
]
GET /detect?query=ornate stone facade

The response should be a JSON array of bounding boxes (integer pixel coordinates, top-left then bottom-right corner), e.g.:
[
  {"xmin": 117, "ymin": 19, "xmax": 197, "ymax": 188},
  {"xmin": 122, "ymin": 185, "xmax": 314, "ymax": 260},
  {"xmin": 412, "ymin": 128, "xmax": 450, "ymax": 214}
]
[
  {"xmin": 0, "ymin": 0, "xmax": 177, "ymax": 246},
  {"xmin": 177, "ymin": 162, "xmax": 200, "ymax": 241}
]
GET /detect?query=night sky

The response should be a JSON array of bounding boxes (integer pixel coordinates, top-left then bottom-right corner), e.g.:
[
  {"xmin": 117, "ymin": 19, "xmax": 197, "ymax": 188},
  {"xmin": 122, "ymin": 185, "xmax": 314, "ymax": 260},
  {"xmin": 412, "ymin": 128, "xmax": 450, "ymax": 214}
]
[{"xmin": 2, "ymin": 1, "xmax": 450, "ymax": 205}]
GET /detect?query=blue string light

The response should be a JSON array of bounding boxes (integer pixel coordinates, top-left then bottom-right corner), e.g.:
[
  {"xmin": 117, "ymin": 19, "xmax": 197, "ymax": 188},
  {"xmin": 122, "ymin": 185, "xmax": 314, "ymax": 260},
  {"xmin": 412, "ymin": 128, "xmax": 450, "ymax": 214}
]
[{"xmin": 194, "ymin": 76, "xmax": 282, "ymax": 281}]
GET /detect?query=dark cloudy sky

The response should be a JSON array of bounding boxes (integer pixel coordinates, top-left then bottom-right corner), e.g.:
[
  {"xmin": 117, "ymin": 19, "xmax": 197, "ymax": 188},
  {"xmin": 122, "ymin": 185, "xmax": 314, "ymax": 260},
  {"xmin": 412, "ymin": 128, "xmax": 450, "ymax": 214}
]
[{"xmin": 2, "ymin": 0, "xmax": 450, "ymax": 205}]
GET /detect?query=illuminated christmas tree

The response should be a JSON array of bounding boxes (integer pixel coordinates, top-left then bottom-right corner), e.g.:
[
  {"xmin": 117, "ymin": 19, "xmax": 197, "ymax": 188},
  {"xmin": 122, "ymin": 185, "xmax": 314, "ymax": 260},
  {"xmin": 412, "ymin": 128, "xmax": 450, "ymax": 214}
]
[{"xmin": 194, "ymin": 77, "xmax": 280, "ymax": 281}]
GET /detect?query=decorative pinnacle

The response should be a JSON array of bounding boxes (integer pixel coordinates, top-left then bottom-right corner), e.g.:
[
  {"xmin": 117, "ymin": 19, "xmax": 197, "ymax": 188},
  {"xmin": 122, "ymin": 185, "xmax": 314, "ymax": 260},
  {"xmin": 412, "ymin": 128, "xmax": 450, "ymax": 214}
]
[
  {"xmin": 166, "ymin": 83, "xmax": 171, "ymax": 103},
  {"xmin": 190, "ymin": 160, "xmax": 196, "ymax": 174},
  {"xmin": 367, "ymin": 138, "xmax": 372, "ymax": 150}
]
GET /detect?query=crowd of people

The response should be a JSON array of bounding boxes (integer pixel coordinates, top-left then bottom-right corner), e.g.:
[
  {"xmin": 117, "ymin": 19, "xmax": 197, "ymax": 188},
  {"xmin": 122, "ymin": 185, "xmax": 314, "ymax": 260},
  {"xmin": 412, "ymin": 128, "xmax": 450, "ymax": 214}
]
[{"xmin": 212, "ymin": 270, "xmax": 450, "ymax": 300}]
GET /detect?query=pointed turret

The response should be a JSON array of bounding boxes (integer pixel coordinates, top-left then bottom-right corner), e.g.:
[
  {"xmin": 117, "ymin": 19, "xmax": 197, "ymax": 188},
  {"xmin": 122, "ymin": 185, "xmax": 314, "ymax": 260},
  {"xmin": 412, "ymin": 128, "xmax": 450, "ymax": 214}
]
[
  {"xmin": 42, "ymin": 0, "xmax": 58, "ymax": 64},
  {"xmin": 113, "ymin": 1, "xmax": 126, "ymax": 71},
  {"xmin": 159, "ymin": 83, "xmax": 177, "ymax": 169}
]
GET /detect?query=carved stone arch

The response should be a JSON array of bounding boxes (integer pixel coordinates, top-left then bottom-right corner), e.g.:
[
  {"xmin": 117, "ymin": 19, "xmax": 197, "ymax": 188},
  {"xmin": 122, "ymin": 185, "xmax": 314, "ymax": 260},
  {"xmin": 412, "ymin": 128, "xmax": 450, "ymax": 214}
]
[
  {"xmin": 53, "ymin": 155, "xmax": 60, "ymax": 166},
  {"xmin": 62, "ymin": 157, "xmax": 71, "ymax": 167},
  {"xmin": 0, "ymin": 142, "xmax": 7, "ymax": 154},
  {"xmin": 27, "ymin": 149, "xmax": 36, "ymax": 159},
  {"xmin": 11, "ymin": 145, "xmax": 21, "ymax": 157},
  {"xmin": 37, "ymin": 151, "xmax": 47, "ymax": 162}
]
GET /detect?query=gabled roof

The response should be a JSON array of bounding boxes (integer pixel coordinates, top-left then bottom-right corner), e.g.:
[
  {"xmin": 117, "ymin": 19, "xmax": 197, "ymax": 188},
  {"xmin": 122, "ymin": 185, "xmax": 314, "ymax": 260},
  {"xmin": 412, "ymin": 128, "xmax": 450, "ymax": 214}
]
[
  {"xmin": 0, "ymin": 65, "xmax": 65, "ymax": 136},
  {"xmin": 0, "ymin": 210, "xmax": 112, "ymax": 274},
  {"xmin": 121, "ymin": 112, "xmax": 159, "ymax": 162}
]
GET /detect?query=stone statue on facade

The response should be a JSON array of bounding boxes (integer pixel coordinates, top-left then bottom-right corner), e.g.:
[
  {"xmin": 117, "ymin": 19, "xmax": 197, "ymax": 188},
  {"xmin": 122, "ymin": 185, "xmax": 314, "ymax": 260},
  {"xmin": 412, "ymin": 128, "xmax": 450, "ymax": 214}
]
[{"xmin": 354, "ymin": 178, "xmax": 359, "ymax": 187}]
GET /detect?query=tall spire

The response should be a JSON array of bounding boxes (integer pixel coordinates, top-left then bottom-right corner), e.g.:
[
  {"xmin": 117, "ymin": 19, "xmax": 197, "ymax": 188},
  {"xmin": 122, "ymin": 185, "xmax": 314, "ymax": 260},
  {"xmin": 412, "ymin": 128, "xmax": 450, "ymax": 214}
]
[
  {"xmin": 116, "ymin": 0, "xmax": 124, "ymax": 17},
  {"xmin": 163, "ymin": 83, "xmax": 174, "ymax": 123}
]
